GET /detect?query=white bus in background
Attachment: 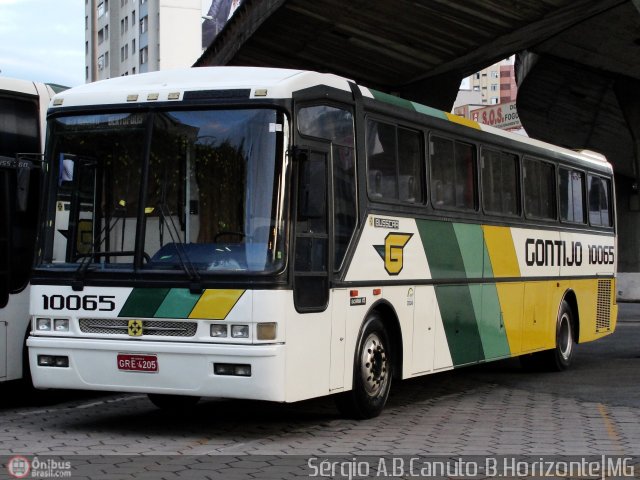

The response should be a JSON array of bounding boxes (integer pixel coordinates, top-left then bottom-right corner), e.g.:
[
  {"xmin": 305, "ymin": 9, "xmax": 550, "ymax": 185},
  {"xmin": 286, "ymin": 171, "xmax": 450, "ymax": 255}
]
[{"xmin": 0, "ymin": 77, "xmax": 59, "ymax": 384}]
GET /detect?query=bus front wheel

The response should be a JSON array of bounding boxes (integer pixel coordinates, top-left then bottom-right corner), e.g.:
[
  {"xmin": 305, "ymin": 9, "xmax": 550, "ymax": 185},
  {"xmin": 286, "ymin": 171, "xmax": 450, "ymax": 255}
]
[{"xmin": 335, "ymin": 313, "xmax": 392, "ymax": 419}]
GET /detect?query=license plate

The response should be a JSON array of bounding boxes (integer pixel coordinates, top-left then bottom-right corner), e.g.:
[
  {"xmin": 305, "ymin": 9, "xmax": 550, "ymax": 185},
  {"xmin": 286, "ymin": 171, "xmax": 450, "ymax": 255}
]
[{"xmin": 117, "ymin": 353, "xmax": 158, "ymax": 373}]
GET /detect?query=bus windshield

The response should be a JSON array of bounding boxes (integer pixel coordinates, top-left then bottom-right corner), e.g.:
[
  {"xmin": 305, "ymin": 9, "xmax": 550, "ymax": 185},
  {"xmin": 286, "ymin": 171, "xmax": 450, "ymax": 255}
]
[{"xmin": 39, "ymin": 108, "xmax": 288, "ymax": 275}]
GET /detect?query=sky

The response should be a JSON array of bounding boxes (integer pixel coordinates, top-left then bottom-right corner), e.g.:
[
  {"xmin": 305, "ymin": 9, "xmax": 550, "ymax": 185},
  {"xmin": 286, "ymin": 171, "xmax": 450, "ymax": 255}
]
[{"xmin": 0, "ymin": 0, "xmax": 85, "ymax": 87}]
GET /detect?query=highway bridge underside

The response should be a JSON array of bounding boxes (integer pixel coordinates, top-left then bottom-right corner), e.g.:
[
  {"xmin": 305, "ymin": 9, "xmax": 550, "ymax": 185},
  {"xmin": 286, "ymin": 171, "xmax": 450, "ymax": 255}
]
[{"xmin": 515, "ymin": 0, "xmax": 640, "ymax": 299}]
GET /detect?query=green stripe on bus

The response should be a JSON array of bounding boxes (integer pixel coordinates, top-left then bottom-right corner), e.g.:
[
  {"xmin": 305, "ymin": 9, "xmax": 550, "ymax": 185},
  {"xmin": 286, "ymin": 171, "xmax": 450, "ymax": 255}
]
[
  {"xmin": 435, "ymin": 285, "xmax": 485, "ymax": 366},
  {"xmin": 411, "ymin": 102, "xmax": 448, "ymax": 120},
  {"xmin": 416, "ymin": 219, "xmax": 467, "ymax": 279},
  {"xmin": 154, "ymin": 289, "xmax": 201, "ymax": 318},
  {"xmin": 476, "ymin": 284, "xmax": 512, "ymax": 359},
  {"xmin": 369, "ymin": 89, "xmax": 416, "ymax": 111},
  {"xmin": 453, "ymin": 223, "xmax": 484, "ymax": 279},
  {"xmin": 119, "ymin": 288, "xmax": 170, "ymax": 317}
]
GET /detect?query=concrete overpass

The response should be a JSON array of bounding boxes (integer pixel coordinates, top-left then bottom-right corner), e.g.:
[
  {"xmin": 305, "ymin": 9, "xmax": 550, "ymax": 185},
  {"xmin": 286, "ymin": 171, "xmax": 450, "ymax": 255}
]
[{"xmin": 196, "ymin": 0, "xmax": 640, "ymax": 298}]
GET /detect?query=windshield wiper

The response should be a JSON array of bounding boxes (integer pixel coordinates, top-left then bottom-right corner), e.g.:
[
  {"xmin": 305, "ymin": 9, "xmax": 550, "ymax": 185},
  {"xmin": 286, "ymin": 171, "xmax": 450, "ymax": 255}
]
[{"xmin": 156, "ymin": 202, "xmax": 203, "ymax": 294}]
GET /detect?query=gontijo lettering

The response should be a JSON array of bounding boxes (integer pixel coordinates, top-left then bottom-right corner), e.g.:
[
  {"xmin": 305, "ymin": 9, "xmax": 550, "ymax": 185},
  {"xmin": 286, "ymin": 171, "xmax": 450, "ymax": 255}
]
[{"xmin": 525, "ymin": 238, "xmax": 614, "ymax": 266}]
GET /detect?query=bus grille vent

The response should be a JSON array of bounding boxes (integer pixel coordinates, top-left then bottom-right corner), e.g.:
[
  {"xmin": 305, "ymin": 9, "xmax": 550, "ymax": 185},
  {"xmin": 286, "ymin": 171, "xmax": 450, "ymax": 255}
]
[
  {"xmin": 596, "ymin": 280, "xmax": 611, "ymax": 333},
  {"xmin": 79, "ymin": 318, "xmax": 197, "ymax": 337}
]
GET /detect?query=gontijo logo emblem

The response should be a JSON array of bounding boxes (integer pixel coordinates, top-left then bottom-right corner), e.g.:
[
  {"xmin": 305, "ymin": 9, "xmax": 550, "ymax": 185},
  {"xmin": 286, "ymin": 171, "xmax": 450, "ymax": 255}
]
[{"xmin": 374, "ymin": 233, "xmax": 413, "ymax": 275}]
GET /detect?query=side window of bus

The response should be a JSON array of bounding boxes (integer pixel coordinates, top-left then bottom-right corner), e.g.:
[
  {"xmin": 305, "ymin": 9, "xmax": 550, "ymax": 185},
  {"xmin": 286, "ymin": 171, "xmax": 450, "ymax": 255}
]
[
  {"xmin": 430, "ymin": 135, "xmax": 476, "ymax": 210},
  {"xmin": 366, "ymin": 119, "xmax": 422, "ymax": 203},
  {"xmin": 524, "ymin": 158, "xmax": 556, "ymax": 220},
  {"xmin": 559, "ymin": 168, "xmax": 586, "ymax": 223},
  {"xmin": 588, "ymin": 175, "xmax": 612, "ymax": 227},
  {"xmin": 481, "ymin": 148, "xmax": 519, "ymax": 216},
  {"xmin": 298, "ymin": 105, "xmax": 357, "ymax": 270}
]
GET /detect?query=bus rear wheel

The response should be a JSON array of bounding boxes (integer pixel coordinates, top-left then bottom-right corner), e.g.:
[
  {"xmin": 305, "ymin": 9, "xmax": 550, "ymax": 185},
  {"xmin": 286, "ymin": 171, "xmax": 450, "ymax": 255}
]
[
  {"xmin": 520, "ymin": 300, "xmax": 575, "ymax": 371},
  {"xmin": 147, "ymin": 393, "xmax": 200, "ymax": 411},
  {"xmin": 335, "ymin": 313, "xmax": 392, "ymax": 419}
]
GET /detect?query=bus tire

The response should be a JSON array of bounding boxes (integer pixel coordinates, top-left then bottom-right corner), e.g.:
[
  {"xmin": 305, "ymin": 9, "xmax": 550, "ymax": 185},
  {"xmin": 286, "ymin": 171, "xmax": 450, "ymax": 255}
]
[
  {"xmin": 520, "ymin": 300, "xmax": 575, "ymax": 371},
  {"xmin": 335, "ymin": 313, "xmax": 392, "ymax": 419},
  {"xmin": 147, "ymin": 393, "xmax": 200, "ymax": 411}
]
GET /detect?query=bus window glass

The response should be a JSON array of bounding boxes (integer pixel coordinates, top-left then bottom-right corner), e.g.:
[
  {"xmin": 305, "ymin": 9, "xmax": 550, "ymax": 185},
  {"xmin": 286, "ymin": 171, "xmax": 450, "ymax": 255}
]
[
  {"xmin": 588, "ymin": 175, "xmax": 612, "ymax": 227},
  {"xmin": 524, "ymin": 158, "xmax": 556, "ymax": 220},
  {"xmin": 398, "ymin": 127, "xmax": 422, "ymax": 203},
  {"xmin": 144, "ymin": 109, "xmax": 286, "ymax": 273},
  {"xmin": 431, "ymin": 136, "xmax": 476, "ymax": 210},
  {"xmin": 45, "ymin": 113, "xmax": 146, "ymax": 267},
  {"xmin": 367, "ymin": 120, "xmax": 422, "ymax": 203},
  {"xmin": 297, "ymin": 105, "xmax": 356, "ymax": 270},
  {"xmin": 0, "ymin": 95, "xmax": 39, "ymax": 158},
  {"xmin": 297, "ymin": 105, "xmax": 353, "ymax": 147},
  {"xmin": 559, "ymin": 168, "xmax": 585, "ymax": 223},
  {"xmin": 481, "ymin": 148, "xmax": 519, "ymax": 216},
  {"xmin": 367, "ymin": 120, "xmax": 397, "ymax": 200}
]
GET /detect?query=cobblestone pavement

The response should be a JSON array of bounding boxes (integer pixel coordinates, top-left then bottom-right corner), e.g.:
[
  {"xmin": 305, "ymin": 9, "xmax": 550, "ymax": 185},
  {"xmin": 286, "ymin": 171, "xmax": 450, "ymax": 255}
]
[{"xmin": 1, "ymin": 307, "xmax": 639, "ymax": 478}]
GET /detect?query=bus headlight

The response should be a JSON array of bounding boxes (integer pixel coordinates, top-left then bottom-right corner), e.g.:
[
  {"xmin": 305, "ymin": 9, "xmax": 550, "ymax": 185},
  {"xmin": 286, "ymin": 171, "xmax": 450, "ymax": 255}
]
[
  {"xmin": 230, "ymin": 325, "xmax": 249, "ymax": 338},
  {"xmin": 36, "ymin": 318, "xmax": 52, "ymax": 331},
  {"xmin": 257, "ymin": 322, "xmax": 277, "ymax": 340},
  {"xmin": 210, "ymin": 324, "xmax": 227, "ymax": 338},
  {"xmin": 54, "ymin": 319, "xmax": 70, "ymax": 332}
]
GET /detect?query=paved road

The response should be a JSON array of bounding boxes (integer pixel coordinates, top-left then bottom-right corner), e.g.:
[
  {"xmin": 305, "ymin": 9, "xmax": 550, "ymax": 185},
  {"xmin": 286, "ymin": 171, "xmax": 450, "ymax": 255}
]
[{"xmin": 0, "ymin": 305, "xmax": 638, "ymax": 478}]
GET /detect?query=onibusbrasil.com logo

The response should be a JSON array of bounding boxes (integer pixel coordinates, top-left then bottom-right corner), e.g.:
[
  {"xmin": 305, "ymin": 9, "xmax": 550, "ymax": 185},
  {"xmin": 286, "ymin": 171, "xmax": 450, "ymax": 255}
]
[{"xmin": 6, "ymin": 456, "xmax": 71, "ymax": 479}]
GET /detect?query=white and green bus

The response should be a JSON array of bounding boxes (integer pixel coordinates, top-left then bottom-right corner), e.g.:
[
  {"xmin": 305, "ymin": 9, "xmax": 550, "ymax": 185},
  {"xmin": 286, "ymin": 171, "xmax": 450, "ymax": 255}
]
[
  {"xmin": 28, "ymin": 67, "xmax": 616, "ymax": 417},
  {"xmin": 0, "ymin": 77, "xmax": 57, "ymax": 384}
]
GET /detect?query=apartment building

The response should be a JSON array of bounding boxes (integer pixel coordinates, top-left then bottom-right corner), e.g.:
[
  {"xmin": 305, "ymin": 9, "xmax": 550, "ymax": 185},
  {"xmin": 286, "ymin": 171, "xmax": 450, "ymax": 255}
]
[
  {"xmin": 468, "ymin": 58, "xmax": 518, "ymax": 105},
  {"xmin": 85, "ymin": 0, "xmax": 202, "ymax": 82}
]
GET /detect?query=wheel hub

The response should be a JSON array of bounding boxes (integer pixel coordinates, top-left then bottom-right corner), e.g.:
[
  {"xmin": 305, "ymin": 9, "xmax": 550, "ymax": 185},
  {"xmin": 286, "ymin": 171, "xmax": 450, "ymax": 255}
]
[{"xmin": 360, "ymin": 333, "xmax": 388, "ymax": 397}]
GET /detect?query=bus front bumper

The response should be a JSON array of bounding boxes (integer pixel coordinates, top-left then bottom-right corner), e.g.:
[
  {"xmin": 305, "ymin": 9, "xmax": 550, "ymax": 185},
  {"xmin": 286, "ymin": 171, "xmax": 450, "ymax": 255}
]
[{"xmin": 27, "ymin": 336, "xmax": 286, "ymax": 401}]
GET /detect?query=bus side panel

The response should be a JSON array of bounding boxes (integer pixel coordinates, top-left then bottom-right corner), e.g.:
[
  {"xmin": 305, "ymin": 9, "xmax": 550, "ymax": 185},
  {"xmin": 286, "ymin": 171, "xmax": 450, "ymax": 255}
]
[
  {"xmin": 522, "ymin": 281, "xmax": 556, "ymax": 353},
  {"xmin": 1, "ymin": 288, "xmax": 29, "ymax": 381},
  {"xmin": 284, "ymin": 291, "xmax": 332, "ymax": 403}
]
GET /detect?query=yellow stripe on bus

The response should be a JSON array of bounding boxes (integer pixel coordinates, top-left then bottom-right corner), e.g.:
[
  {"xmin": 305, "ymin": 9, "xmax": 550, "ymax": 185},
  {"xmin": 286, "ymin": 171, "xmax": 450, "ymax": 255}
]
[
  {"xmin": 482, "ymin": 225, "xmax": 521, "ymax": 278},
  {"xmin": 189, "ymin": 289, "xmax": 245, "ymax": 320},
  {"xmin": 445, "ymin": 112, "xmax": 481, "ymax": 130}
]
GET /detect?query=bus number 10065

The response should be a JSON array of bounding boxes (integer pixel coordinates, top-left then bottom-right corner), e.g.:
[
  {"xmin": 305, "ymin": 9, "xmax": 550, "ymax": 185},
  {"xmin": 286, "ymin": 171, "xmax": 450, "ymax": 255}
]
[{"xmin": 42, "ymin": 294, "xmax": 116, "ymax": 311}]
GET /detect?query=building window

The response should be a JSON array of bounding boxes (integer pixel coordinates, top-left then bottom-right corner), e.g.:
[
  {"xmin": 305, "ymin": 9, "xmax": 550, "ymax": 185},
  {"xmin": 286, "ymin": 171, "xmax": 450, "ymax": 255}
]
[
  {"xmin": 140, "ymin": 46, "xmax": 148, "ymax": 64},
  {"xmin": 140, "ymin": 0, "xmax": 146, "ymax": 4},
  {"xmin": 98, "ymin": 28, "xmax": 104, "ymax": 44},
  {"xmin": 473, "ymin": 86, "xmax": 480, "ymax": 91},
  {"xmin": 132, "ymin": 11, "xmax": 136, "ymax": 24},
  {"xmin": 97, "ymin": 2, "xmax": 105, "ymax": 17},
  {"xmin": 490, "ymin": 84, "xmax": 498, "ymax": 91},
  {"xmin": 132, "ymin": 67, "xmax": 136, "ymax": 74},
  {"xmin": 105, "ymin": 24, "xmax": 109, "ymax": 39},
  {"xmin": 85, "ymin": 15, "xmax": 88, "ymax": 30},
  {"xmin": 105, "ymin": 51, "xmax": 109, "ymax": 67},
  {"xmin": 490, "ymin": 97, "xmax": 499, "ymax": 104},
  {"xmin": 491, "ymin": 71, "xmax": 499, "ymax": 78},
  {"xmin": 86, "ymin": 66, "xmax": 89, "ymax": 80},
  {"xmin": 85, "ymin": 41, "xmax": 89, "ymax": 55},
  {"xmin": 140, "ymin": 15, "xmax": 148, "ymax": 33},
  {"xmin": 132, "ymin": 38, "xmax": 136, "ymax": 52},
  {"xmin": 120, "ymin": 19, "xmax": 124, "ymax": 35},
  {"xmin": 98, "ymin": 55, "xmax": 105, "ymax": 70},
  {"xmin": 124, "ymin": 16, "xmax": 128, "ymax": 32}
]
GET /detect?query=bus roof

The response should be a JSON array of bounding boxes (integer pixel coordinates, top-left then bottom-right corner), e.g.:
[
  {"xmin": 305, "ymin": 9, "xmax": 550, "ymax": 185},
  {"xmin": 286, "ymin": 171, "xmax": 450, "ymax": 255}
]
[{"xmin": 50, "ymin": 67, "xmax": 612, "ymax": 172}]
